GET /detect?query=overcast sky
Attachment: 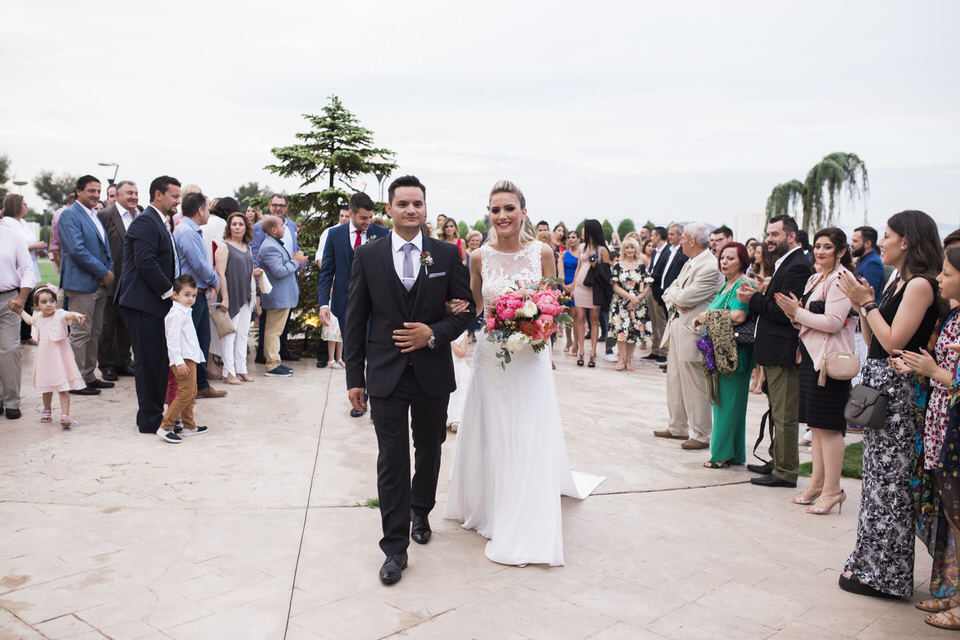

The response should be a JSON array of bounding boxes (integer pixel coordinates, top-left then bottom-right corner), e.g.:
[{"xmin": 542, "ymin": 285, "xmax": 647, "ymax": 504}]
[{"xmin": 3, "ymin": 1, "xmax": 958, "ymax": 236}]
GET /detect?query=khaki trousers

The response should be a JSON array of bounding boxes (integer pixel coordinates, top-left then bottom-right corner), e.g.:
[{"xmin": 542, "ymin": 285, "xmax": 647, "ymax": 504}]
[
  {"xmin": 648, "ymin": 294, "xmax": 667, "ymax": 358},
  {"xmin": 765, "ymin": 364, "xmax": 800, "ymax": 482},
  {"xmin": 162, "ymin": 360, "xmax": 197, "ymax": 430},
  {"xmin": 664, "ymin": 318, "xmax": 712, "ymax": 442},
  {"xmin": 264, "ymin": 308, "xmax": 290, "ymax": 370},
  {"xmin": 64, "ymin": 286, "xmax": 106, "ymax": 384},
  {"xmin": 0, "ymin": 290, "xmax": 23, "ymax": 410}
]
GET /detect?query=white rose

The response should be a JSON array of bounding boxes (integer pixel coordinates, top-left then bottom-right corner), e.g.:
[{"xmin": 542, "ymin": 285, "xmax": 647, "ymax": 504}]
[
  {"xmin": 518, "ymin": 299, "xmax": 538, "ymax": 318},
  {"xmin": 505, "ymin": 332, "xmax": 528, "ymax": 352}
]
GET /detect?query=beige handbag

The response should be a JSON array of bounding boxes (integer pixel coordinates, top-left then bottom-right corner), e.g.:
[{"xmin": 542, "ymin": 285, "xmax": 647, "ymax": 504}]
[
  {"xmin": 210, "ymin": 305, "xmax": 236, "ymax": 339},
  {"xmin": 819, "ymin": 351, "xmax": 860, "ymax": 386}
]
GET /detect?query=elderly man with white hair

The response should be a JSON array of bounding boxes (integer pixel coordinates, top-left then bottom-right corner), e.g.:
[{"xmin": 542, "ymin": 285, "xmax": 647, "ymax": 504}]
[{"xmin": 653, "ymin": 222, "xmax": 724, "ymax": 449}]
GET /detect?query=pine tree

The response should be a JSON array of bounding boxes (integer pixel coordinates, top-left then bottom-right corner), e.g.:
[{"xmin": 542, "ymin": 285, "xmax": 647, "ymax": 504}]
[{"xmin": 617, "ymin": 218, "xmax": 636, "ymax": 239}]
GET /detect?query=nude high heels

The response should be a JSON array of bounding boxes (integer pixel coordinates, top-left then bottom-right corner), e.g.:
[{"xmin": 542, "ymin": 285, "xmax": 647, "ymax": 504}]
[{"xmin": 806, "ymin": 489, "xmax": 846, "ymax": 515}]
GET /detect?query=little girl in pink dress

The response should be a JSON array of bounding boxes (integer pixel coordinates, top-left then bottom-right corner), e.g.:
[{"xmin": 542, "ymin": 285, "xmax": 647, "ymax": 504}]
[{"xmin": 20, "ymin": 286, "xmax": 87, "ymax": 427}]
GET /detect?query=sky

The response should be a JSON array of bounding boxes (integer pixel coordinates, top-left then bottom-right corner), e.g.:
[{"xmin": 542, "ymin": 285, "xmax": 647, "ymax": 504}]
[{"xmin": 3, "ymin": 0, "xmax": 959, "ymax": 238}]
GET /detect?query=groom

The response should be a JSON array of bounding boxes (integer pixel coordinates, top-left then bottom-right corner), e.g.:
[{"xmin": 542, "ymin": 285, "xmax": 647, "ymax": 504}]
[{"xmin": 344, "ymin": 175, "xmax": 475, "ymax": 585}]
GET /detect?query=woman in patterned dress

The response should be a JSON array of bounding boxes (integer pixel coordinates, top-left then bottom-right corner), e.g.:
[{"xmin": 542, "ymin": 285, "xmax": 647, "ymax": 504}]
[
  {"xmin": 837, "ymin": 210, "xmax": 944, "ymax": 599},
  {"xmin": 608, "ymin": 237, "xmax": 650, "ymax": 371}
]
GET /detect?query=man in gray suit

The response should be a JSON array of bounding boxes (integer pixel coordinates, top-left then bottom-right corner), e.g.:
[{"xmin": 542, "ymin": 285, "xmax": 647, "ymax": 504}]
[
  {"xmin": 97, "ymin": 180, "xmax": 139, "ymax": 381},
  {"xmin": 258, "ymin": 215, "xmax": 308, "ymax": 377}
]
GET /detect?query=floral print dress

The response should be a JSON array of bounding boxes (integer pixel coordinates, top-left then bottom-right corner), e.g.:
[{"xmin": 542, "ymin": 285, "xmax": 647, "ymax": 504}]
[{"xmin": 609, "ymin": 263, "xmax": 650, "ymax": 344}]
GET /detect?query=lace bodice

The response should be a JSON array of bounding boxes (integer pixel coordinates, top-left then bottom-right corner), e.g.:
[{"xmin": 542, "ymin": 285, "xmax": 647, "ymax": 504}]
[{"xmin": 480, "ymin": 241, "xmax": 544, "ymax": 309}]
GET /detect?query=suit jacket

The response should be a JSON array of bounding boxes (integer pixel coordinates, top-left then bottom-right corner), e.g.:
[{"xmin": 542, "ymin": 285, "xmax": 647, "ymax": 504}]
[
  {"xmin": 660, "ymin": 246, "xmax": 688, "ymax": 299},
  {"xmin": 649, "ymin": 244, "xmax": 672, "ymax": 304},
  {"xmin": 318, "ymin": 222, "xmax": 390, "ymax": 318},
  {"xmin": 661, "ymin": 250, "xmax": 724, "ymax": 361},
  {"xmin": 251, "ymin": 217, "xmax": 299, "ymax": 268},
  {"xmin": 98, "ymin": 203, "xmax": 130, "ymax": 297},
  {"xmin": 344, "ymin": 235, "xmax": 475, "ymax": 399},
  {"xmin": 59, "ymin": 201, "xmax": 112, "ymax": 292},
  {"xmin": 258, "ymin": 235, "xmax": 301, "ymax": 309},
  {"xmin": 115, "ymin": 205, "xmax": 176, "ymax": 318},
  {"xmin": 748, "ymin": 247, "xmax": 812, "ymax": 366}
]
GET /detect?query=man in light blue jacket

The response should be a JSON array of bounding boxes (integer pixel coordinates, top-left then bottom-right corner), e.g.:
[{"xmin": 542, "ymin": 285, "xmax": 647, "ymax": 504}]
[
  {"xmin": 59, "ymin": 175, "xmax": 115, "ymax": 395},
  {"xmin": 258, "ymin": 215, "xmax": 308, "ymax": 377}
]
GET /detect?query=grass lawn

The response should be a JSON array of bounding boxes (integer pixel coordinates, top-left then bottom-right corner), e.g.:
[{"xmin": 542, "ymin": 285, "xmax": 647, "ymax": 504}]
[
  {"xmin": 799, "ymin": 440, "xmax": 863, "ymax": 479},
  {"xmin": 38, "ymin": 258, "xmax": 58, "ymax": 287}
]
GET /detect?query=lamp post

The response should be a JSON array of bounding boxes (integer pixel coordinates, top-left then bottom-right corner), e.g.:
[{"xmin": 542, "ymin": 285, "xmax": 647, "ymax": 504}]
[
  {"xmin": 97, "ymin": 162, "xmax": 119, "ymax": 186},
  {"xmin": 12, "ymin": 180, "xmax": 27, "ymax": 194}
]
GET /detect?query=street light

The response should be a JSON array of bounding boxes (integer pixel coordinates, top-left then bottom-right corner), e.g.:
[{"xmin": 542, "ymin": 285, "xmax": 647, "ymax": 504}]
[
  {"xmin": 12, "ymin": 180, "xmax": 27, "ymax": 194},
  {"xmin": 97, "ymin": 162, "xmax": 119, "ymax": 186}
]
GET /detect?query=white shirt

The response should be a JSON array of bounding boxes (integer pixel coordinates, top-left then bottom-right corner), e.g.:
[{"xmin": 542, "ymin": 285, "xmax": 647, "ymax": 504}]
[
  {"xmin": 774, "ymin": 246, "xmax": 802, "ymax": 274},
  {"xmin": 147, "ymin": 205, "xmax": 178, "ymax": 299},
  {"xmin": 391, "ymin": 231, "xmax": 423, "ymax": 286},
  {"xmin": 120, "ymin": 207, "xmax": 137, "ymax": 231},
  {"xmin": 661, "ymin": 244, "xmax": 680, "ymax": 289},
  {"xmin": 78, "ymin": 202, "xmax": 107, "ymax": 243},
  {"xmin": 1, "ymin": 217, "xmax": 41, "ymax": 280},
  {"xmin": 349, "ymin": 224, "xmax": 367, "ymax": 250},
  {"xmin": 316, "ymin": 227, "xmax": 333, "ymax": 266},
  {"xmin": 0, "ymin": 225, "xmax": 36, "ymax": 292},
  {"xmin": 164, "ymin": 301, "xmax": 205, "ymax": 366}
]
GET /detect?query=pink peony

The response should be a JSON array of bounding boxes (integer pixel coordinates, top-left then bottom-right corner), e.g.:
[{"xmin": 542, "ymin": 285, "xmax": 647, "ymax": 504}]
[{"xmin": 496, "ymin": 295, "xmax": 523, "ymax": 320}]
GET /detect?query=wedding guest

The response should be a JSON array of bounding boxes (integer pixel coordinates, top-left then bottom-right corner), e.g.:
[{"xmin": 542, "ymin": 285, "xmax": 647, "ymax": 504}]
[
  {"xmin": 837, "ymin": 209, "xmax": 942, "ymax": 599},
  {"xmin": 245, "ymin": 205, "xmax": 262, "ymax": 225},
  {"xmin": 748, "ymin": 241, "xmax": 775, "ymax": 393},
  {"xmin": 696, "ymin": 242, "xmax": 754, "ymax": 468},
  {"xmin": 652, "ymin": 224, "xmax": 688, "ymax": 368},
  {"xmin": 609, "ymin": 237, "xmax": 650, "ymax": 371},
  {"xmin": 745, "ymin": 238, "xmax": 759, "ymax": 263},
  {"xmin": 558, "ymin": 229, "xmax": 580, "ymax": 355},
  {"xmin": 214, "ymin": 212, "xmax": 260, "ymax": 384},
  {"xmin": 654, "ymin": 223, "xmax": 724, "ymax": 450},
  {"xmin": 639, "ymin": 238, "xmax": 653, "ymax": 270},
  {"xmin": 174, "ymin": 192, "xmax": 226, "ymax": 399},
  {"xmin": 891, "ymin": 246, "xmax": 960, "ymax": 623},
  {"xmin": 1, "ymin": 194, "xmax": 45, "ymax": 344},
  {"xmin": 466, "ymin": 230, "xmax": 482, "ymax": 254},
  {"xmin": 572, "ymin": 219, "xmax": 612, "ymax": 367},
  {"xmin": 434, "ymin": 214, "xmax": 447, "ymax": 239},
  {"xmin": 259, "ymin": 215, "xmax": 308, "ymax": 377},
  {"xmin": 0, "ymin": 221, "xmax": 36, "ymax": 419},
  {"xmin": 553, "ymin": 223, "xmax": 567, "ymax": 253},
  {"xmin": 59, "ymin": 175, "xmax": 115, "ymax": 396},
  {"xmin": 709, "ymin": 225, "xmax": 733, "ymax": 257},
  {"xmin": 609, "ymin": 231, "xmax": 621, "ymax": 255},
  {"xmin": 775, "ymin": 228, "xmax": 855, "ymax": 513},
  {"xmin": 97, "ymin": 181, "xmax": 138, "ymax": 381},
  {"xmin": 465, "ymin": 230, "xmax": 484, "ymax": 343},
  {"xmin": 738, "ymin": 215, "xmax": 811, "ymax": 488},
  {"xmin": 20, "ymin": 285, "xmax": 86, "ymax": 427},
  {"xmin": 440, "ymin": 217, "xmax": 467, "ymax": 265},
  {"xmin": 313, "ymin": 207, "xmax": 352, "ymax": 368}
]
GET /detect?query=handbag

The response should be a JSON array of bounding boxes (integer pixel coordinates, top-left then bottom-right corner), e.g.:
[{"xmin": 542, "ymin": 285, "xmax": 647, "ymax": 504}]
[
  {"xmin": 820, "ymin": 352, "xmax": 859, "ymax": 385},
  {"xmin": 733, "ymin": 315, "xmax": 756, "ymax": 344},
  {"xmin": 258, "ymin": 271, "xmax": 273, "ymax": 295},
  {"xmin": 210, "ymin": 305, "xmax": 236, "ymax": 339},
  {"xmin": 843, "ymin": 384, "xmax": 888, "ymax": 429}
]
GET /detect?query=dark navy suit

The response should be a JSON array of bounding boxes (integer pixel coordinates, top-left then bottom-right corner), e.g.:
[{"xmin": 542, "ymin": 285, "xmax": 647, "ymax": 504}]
[{"xmin": 318, "ymin": 222, "xmax": 389, "ymax": 334}]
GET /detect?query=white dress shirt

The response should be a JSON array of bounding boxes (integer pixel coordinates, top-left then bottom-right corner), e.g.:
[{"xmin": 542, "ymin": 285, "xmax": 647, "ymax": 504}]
[
  {"xmin": 774, "ymin": 246, "xmax": 802, "ymax": 274},
  {"xmin": 661, "ymin": 244, "xmax": 680, "ymax": 289},
  {"xmin": 78, "ymin": 202, "xmax": 107, "ymax": 243},
  {"xmin": 164, "ymin": 301, "xmax": 205, "ymax": 366},
  {"xmin": 0, "ymin": 226, "xmax": 36, "ymax": 292},
  {"xmin": 120, "ymin": 207, "xmax": 137, "ymax": 231},
  {"xmin": 1, "ymin": 217, "xmax": 41, "ymax": 280},
  {"xmin": 391, "ymin": 231, "xmax": 423, "ymax": 285}
]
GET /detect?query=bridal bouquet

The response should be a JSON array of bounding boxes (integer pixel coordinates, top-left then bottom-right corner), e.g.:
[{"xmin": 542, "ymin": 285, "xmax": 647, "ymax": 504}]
[{"xmin": 486, "ymin": 279, "xmax": 573, "ymax": 367}]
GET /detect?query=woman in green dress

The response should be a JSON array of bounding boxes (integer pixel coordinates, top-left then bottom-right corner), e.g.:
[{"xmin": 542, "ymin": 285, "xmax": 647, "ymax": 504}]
[{"xmin": 695, "ymin": 242, "xmax": 755, "ymax": 468}]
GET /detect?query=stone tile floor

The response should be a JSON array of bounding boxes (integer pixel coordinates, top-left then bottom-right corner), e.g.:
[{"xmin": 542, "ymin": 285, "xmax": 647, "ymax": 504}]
[{"xmin": 0, "ymin": 341, "xmax": 939, "ymax": 639}]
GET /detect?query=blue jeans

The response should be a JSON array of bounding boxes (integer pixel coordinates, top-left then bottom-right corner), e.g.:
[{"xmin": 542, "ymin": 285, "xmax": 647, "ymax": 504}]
[{"xmin": 191, "ymin": 293, "xmax": 211, "ymax": 390}]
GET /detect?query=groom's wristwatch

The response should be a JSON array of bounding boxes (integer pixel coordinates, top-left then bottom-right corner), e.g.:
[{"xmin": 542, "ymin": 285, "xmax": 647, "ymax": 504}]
[{"xmin": 427, "ymin": 331, "xmax": 436, "ymax": 350}]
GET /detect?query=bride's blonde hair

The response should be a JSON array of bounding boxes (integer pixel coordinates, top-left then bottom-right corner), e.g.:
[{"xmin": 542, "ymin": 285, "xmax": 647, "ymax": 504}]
[{"xmin": 487, "ymin": 180, "xmax": 536, "ymax": 247}]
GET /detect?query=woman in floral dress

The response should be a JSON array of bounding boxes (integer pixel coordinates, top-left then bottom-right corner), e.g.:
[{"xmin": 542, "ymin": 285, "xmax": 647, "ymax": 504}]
[{"xmin": 609, "ymin": 237, "xmax": 650, "ymax": 371}]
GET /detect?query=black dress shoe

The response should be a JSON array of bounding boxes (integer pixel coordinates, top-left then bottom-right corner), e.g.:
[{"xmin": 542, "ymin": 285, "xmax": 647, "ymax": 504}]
[
  {"xmin": 70, "ymin": 386, "xmax": 101, "ymax": 396},
  {"xmin": 411, "ymin": 513, "xmax": 432, "ymax": 545},
  {"xmin": 747, "ymin": 462, "xmax": 774, "ymax": 475},
  {"xmin": 316, "ymin": 359, "xmax": 327, "ymax": 368},
  {"xmin": 117, "ymin": 365, "xmax": 136, "ymax": 376},
  {"xmin": 89, "ymin": 379, "xmax": 115, "ymax": 389},
  {"xmin": 280, "ymin": 353, "xmax": 301, "ymax": 362},
  {"xmin": 101, "ymin": 367, "xmax": 118, "ymax": 382},
  {"xmin": 641, "ymin": 353, "xmax": 659, "ymax": 360},
  {"xmin": 5, "ymin": 408, "xmax": 21, "ymax": 419},
  {"xmin": 379, "ymin": 553, "xmax": 408, "ymax": 585},
  {"xmin": 350, "ymin": 408, "xmax": 364, "ymax": 418},
  {"xmin": 254, "ymin": 354, "xmax": 266, "ymax": 364},
  {"xmin": 750, "ymin": 473, "xmax": 797, "ymax": 488}
]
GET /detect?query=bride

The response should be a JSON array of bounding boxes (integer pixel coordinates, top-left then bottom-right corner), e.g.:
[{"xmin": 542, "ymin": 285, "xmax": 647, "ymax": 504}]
[{"xmin": 444, "ymin": 180, "xmax": 604, "ymax": 566}]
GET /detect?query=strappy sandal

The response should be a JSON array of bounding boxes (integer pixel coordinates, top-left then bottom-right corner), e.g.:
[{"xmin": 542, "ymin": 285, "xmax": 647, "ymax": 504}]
[
  {"xmin": 60, "ymin": 415, "xmax": 77, "ymax": 429},
  {"xmin": 926, "ymin": 605, "xmax": 960, "ymax": 630},
  {"xmin": 703, "ymin": 460, "xmax": 731, "ymax": 469},
  {"xmin": 587, "ymin": 355, "xmax": 597, "ymax": 368},
  {"xmin": 806, "ymin": 489, "xmax": 845, "ymax": 515},
  {"xmin": 577, "ymin": 357, "xmax": 584, "ymax": 367},
  {"xmin": 40, "ymin": 409, "xmax": 52, "ymax": 423},
  {"xmin": 791, "ymin": 486, "xmax": 823, "ymax": 505},
  {"xmin": 917, "ymin": 594, "xmax": 960, "ymax": 612}
]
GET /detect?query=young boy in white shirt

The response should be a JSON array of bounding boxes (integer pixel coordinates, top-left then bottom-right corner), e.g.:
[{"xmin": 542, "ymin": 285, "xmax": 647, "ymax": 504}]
[{"xmin": 158, "ymin": 275, "xmax": 209, "ymax": 443}]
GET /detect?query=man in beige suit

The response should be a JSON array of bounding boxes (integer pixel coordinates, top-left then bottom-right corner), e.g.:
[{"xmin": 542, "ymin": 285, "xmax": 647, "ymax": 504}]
[{"xmin": 653, "ymin": 223, "xmax": 724, "ymax": 450}]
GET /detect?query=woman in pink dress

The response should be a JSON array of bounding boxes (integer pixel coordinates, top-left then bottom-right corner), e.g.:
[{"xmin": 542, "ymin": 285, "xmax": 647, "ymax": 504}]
[{"xmin": 20, "ymin": 286, "xmax": 87, "ymax": 427}]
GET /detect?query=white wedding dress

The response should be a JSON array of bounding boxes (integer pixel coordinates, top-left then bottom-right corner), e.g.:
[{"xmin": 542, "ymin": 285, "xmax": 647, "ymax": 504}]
[{"xmin": 444, "ymin": 241, "xmax": 605, "ymax": 566}]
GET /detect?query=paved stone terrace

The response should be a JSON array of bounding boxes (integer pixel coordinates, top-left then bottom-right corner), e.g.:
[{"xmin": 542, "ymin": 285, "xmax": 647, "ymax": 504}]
[{"xmin": 0, "ymin": 341, "xmax": 939, "ymax": 639}]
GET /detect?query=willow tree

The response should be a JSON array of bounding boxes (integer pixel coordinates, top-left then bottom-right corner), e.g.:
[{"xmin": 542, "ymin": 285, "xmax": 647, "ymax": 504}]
[
  {"xmin": 765, "ymin": 152, "xmax": 868, "ymax": 233},
  {"xmin": 802, "ymin": 152, "xmax": 869, "ymax": 232}
]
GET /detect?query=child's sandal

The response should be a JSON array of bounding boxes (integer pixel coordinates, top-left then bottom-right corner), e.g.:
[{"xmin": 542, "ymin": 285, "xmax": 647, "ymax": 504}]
[
  {"xmin": 40, "ymin": 410, "xmax": 52, "ymax": 423},
  {"xmin": 60, "ymin": 415, "xmax": 77, "ymax": 428}
]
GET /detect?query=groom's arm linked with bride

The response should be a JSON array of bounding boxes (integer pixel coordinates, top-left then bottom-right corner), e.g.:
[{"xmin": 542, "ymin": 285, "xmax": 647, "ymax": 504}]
[{"xmin": 342, "ymin": 193, "xmax": 475, "ymax": 584}]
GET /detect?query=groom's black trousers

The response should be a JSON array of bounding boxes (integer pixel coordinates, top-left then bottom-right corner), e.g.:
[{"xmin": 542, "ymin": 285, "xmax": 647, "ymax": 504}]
[{"xmin": 369, "ymin": 365, "xmax": 449, "ymax": 556}]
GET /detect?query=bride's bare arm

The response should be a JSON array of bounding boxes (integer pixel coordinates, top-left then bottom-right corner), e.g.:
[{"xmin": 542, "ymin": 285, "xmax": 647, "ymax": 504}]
[{"xmin": 470, "ymin": 249, "xmax": 484, "ymax": 313}]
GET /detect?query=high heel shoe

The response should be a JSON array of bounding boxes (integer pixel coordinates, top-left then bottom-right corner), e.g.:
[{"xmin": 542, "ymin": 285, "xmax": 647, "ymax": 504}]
[
  {"xmin": 587, "ymin": 354, "xmax": 597, "ymax": 368},
  {"xmin": 806, "ymin": 489, "xmax": 846, "ymax": 515},
  {"xmin": 790, "ymin": 486, "xmax": 822, "ymax": 505}
]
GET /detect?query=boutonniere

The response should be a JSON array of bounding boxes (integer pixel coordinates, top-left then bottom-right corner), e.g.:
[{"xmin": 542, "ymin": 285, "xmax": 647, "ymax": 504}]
[
  {"xmin": 365, "ymin": 233, "xmax": 379, "ymax": 243},
  {"xmin": 420, "ymin": 251, "xmax": 434, "ymax": 267}
]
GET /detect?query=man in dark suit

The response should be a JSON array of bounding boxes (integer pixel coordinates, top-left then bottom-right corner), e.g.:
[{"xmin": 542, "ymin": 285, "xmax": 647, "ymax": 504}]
[
  {"xmin": 653, "ymin": 223, "xmax": 688, "ymax": 367},
  {"xmin": 738, "ymin": 214, "xmax": 812, "ymax": 488},
  {"xmin": 59, "ymin": 175, "xmax": 115, "ymax": 395},
  {"xmin": 645, "ymin": 226, "xmax": 670, "ymax": 362},
  {"xmin": 97, "ymin": 180, "xmax": 139, "ymax": 381},
  {"xmin": 344, "ymin": 175, "xmax": 474, "ymax": 585},
  {"xmin": 116, "ymin": 176, "xmax": 181, "ymax": 434},
  {"xmin": 319, "ymin": 192, "xmax": 389, "ymax": 415}
]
